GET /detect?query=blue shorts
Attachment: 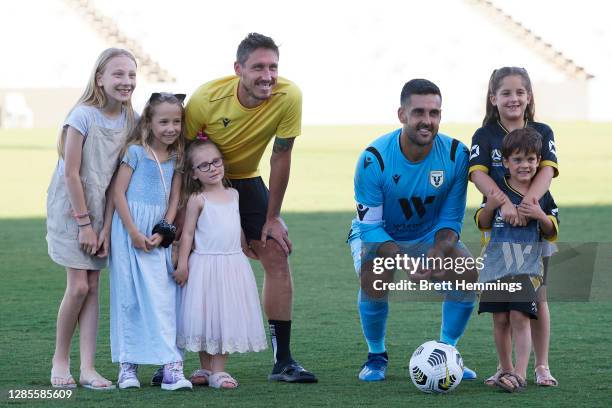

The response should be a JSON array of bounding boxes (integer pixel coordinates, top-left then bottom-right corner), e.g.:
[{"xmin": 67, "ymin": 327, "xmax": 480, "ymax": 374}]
[
  {"xmin": 349, "ymin": 228, "xmax": 468, "ymax": 276},
  {"xmin": 349, "ymin": 232, "xmax": 476, "ymax": 301}
]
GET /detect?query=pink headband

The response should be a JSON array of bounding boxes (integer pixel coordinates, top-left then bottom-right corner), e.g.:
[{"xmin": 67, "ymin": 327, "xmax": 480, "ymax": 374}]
[{"xmin": 196, "ymin": 131, "xmax": 209, "ymax": 141}]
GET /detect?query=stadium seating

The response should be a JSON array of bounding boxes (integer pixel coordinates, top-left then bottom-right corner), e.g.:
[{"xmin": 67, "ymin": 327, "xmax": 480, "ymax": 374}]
[{"xmin": 1, "ymin": 0, "xmax": 610, "ymax": 126}]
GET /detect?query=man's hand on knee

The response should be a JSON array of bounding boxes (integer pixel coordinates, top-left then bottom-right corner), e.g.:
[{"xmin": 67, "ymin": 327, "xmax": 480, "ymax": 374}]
[
  {"xmin": 261, "ymin": 216, "xmax": 292, "ymax": 256},
  {"xmin": 360, "ymin": 260, "xmax": 392, "ymax": 299}
]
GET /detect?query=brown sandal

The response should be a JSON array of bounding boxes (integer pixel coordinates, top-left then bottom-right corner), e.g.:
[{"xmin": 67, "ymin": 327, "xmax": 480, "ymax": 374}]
[
  {"xmin": 495, "ymin": 372, "xmax": 526, "ymax": 393},
  {"xmin": 485, "ymin": 368, "xmax": 503, "ymax": 387}
]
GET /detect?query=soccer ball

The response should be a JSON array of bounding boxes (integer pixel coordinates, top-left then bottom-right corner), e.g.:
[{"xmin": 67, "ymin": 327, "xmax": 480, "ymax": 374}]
[{"xmin": 409, "ymin": 340, "xmax": 463, "ymax": 394}]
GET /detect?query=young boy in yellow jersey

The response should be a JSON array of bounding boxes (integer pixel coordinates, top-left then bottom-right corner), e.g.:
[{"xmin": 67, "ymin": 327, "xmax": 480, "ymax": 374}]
[{"xmin": 476, "ymin": 128, "xmax": 559, "ymax": 392}]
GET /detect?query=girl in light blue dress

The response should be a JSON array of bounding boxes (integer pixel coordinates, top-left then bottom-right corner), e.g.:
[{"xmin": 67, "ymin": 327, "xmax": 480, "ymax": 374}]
[{"xmin": 109, "ymin": 92, "xmax": 191, "ymax": 391}]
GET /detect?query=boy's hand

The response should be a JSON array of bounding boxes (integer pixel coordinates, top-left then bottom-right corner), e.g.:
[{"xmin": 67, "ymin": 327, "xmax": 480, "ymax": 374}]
[
  {"xmin": 500, "ymin": 200, "xmax": 520, "ymax": 226},
  {"xmin": 516, "ymin": 213, "xmax": 528, "ymax": 226},
  {"xmin": 518, "ymin": 196, "xmax": 546, "ymax": 222},
  {"xmin": 173, "ymin": 264, "xmax": 189, "ymax": 287}
]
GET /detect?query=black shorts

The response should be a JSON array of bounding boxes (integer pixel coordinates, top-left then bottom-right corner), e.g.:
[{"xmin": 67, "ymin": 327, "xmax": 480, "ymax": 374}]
[
  {"xmin": 230, "ymin": 177, "xmax": 269, "ymax": 241},
  {"xmin": 478, "ymin": 275, "xmax": 539, "ymax": 319}
]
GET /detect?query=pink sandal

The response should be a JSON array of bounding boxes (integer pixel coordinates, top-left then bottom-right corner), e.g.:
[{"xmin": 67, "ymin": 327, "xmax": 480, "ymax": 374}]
[
  {"xmin": 535, "ymin": 365, "xmax": 558, "ymax": 387},
  {"xmin": 189, "ymin": 368, "xmax": 212, "ymax": 386},
  {"xmin": 50, "ymin": 370, "xmax": 77, "ymax": 389},
  {"xmin": 208, "ymin": 372, "xmax": 238, "ymax": 389}
]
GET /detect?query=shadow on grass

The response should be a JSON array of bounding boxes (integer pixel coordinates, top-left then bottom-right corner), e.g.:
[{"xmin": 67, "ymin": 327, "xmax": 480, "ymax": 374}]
[{"xmin": 0, "ymin": 208, "xmax": 610, "ymax": 407}]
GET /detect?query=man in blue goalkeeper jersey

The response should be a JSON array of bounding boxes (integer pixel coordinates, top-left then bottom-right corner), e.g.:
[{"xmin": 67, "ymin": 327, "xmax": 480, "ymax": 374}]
[{"xmin": 348, "ymin": 79, "xmax": 477, "ymax": 382}]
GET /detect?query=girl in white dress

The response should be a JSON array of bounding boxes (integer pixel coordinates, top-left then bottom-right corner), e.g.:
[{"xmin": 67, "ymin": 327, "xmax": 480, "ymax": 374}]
[{"xmin": 175, "ymin": 137, "xmax": 267, "ymax": 389}]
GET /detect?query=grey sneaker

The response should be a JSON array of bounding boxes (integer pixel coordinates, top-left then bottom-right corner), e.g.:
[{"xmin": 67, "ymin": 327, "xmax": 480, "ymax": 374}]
[
  {"xmin": 161, "ymin": 361, "xmax": 192, "ymax": 391},
  {"xmin": 118, "ymin": 363, "xmax": 140, "ymax": 389}
]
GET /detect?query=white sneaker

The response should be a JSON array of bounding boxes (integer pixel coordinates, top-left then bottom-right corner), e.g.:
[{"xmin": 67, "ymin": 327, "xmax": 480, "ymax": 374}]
[
  {"xmin": 161, "ymin": 361, "xmax": 192, "ymax": 391},
  {"xmin": 118, "ymin": 363, "xmax": 140, "ymax": 389}
]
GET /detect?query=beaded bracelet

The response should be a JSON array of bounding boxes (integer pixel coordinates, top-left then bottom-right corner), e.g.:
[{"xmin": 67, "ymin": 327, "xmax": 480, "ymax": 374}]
[{"xmin": 77, "ymin": 222, "xmax": 92, "ymax": 228}]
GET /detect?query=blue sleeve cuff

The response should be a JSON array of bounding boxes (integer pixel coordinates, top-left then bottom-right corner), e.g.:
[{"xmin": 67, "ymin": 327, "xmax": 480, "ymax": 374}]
[
  {"xmin": 357, "ymin": 222, "xmax": 394, "ymax": 244},
  {"xmin": 433, "ymin": 221, "xmax": 462, "ymax": 238}
]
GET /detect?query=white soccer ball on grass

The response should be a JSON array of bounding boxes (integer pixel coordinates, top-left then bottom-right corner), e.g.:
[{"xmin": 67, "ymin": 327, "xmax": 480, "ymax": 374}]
[{"xmin": 408, "ymin": 340, "xmax": 463, "ymax": 394}]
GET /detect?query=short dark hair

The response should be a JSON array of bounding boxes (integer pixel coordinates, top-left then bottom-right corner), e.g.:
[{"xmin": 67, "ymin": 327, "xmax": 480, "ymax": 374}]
[
  {"xmin": 502, "ymin": 127, "xmax": 542, "ymax": 158},
  {"xmin": 236, "ymin": 33, "xmax": 279, "ymax": 65},
  {"xmin": 400, "ymin": 79, "xmax": 441, "ymax": 106}
]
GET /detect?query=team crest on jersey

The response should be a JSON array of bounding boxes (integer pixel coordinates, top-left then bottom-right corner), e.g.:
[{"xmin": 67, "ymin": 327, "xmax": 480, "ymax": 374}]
[
  {"xmin": 494, "ymin": 209, "xmax": 504, "ymax": 227},
  {"xmin": 430, "ymin": 170, "xmax": 444, "ymax": 188},
  {"xmin": 470, "ymin": 145, "xmax": 480, "ymax": 160},
  {"xmin": 491, "ymin": 149, "xmax": 502, "ymax": 162},
  {"xmin": 222, "ymin": 118, "xmax": 231, "ymax": 127},
  {"xmin": 549, "ymin": 140, "xmax": 557, "ymax": 157}
]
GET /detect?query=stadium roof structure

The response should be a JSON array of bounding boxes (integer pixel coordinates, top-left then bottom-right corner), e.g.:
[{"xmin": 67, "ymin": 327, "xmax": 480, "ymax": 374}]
[{"xmin": 2, "ymin": 0, "xmax": 610, "ymax": 123}]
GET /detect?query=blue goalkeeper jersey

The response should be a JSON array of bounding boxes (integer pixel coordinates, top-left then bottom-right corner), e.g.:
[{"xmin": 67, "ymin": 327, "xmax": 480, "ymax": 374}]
[{"xmin": 349, "ymin": 129, "xmax": 469, "ymax": 243}]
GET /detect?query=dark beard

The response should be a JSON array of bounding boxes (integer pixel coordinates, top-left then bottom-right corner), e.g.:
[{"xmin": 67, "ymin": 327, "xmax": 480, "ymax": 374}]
[{"xmin": 407, "ymin": 126, "xmax": 436, "ymax": 147}]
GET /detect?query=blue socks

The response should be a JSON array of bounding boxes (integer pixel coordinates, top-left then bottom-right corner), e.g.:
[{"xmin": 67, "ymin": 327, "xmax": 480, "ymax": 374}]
[
  {"xmin": 358, "ymin": 289, "xmax": 388, "ymax": 354},
  {"xmin": 440, "ymin": 297, "xmax": 475, "ymax": 346},
  {"xmin": 358, "ymin": 290, "xmax": 474, "ymax": 352}
]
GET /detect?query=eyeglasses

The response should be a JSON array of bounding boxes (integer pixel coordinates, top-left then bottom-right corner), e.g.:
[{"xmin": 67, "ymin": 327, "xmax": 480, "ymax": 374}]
[{"xmin": 194, "ymin": 157, "xmax": 223, "ymax": 172}]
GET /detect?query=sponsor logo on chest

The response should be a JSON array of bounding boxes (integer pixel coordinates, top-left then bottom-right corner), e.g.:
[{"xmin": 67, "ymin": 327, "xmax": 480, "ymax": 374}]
[
  {"xmin": 493, "ymin": 209, "xmax": 505, "ymax": 228},
  {"xmin": 491, "ymin": 149, "xmax": 503, "ymax": 166}
]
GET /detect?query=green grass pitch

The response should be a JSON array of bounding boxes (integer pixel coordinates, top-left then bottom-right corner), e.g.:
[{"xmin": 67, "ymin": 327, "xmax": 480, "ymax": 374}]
[{"xmin": 1, "ymin": 125, "xmax": 611, "ymax": 407}]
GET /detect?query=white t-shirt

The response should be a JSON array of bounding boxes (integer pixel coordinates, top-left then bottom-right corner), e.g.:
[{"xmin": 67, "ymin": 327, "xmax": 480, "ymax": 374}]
[
  {"xmin": 64, "ymin": 104, "xmax": 128, "ymax": 137},
  {"xmin": 57, "ymin": 105, "xmax": 131, "ymax": 174}
]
